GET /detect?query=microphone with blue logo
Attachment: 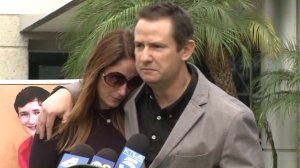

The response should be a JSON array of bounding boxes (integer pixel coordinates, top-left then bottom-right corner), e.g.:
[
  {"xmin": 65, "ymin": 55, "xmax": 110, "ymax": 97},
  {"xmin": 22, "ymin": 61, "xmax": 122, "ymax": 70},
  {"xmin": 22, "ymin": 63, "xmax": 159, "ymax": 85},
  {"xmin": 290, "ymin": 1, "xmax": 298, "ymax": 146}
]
[
  {"xmin": 89, "ymin": 148, "xmax": 118, "ymax": 168},
  {"xmin": 68, "ymin": 148, "xmax": 118, "ymax": 168},
  {"xmin": 57, "ymin": 144, "xmax": 94, "ymax": 168},
  {"xmin": 114, "ymin": 134, "xmax": 150, "ymax": 168}
]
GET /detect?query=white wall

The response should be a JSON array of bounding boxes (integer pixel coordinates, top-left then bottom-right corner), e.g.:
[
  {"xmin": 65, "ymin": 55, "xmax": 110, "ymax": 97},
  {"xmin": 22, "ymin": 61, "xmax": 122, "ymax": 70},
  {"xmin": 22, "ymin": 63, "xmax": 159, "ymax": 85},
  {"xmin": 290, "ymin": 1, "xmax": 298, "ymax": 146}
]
[
  {"xmin": 0, "ymin": 15, "xmax": 28, "ymax": 79},
  {"xmin": 0, "ymin": 0, "xmax": 72, "ymax": 14},
  {"xmin": 0, "ymin": 0, "xmax": 72, "ymax": 79},
  {"xmin": 262, "ymin": 0, "xmax": 299, "ymax": 167}
]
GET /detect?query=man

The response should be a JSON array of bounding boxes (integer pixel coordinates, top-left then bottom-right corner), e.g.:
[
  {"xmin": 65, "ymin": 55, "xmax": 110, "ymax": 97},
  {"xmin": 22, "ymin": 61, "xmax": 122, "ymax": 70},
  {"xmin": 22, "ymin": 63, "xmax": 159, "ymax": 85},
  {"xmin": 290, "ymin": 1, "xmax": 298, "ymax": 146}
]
[
  {"xmin": 14, "ymin": 86, "xmax": 50, "ymax": 168},
  {"xmin": 38, "ymin": 2, "xmax": 264, "ymax": 168}
]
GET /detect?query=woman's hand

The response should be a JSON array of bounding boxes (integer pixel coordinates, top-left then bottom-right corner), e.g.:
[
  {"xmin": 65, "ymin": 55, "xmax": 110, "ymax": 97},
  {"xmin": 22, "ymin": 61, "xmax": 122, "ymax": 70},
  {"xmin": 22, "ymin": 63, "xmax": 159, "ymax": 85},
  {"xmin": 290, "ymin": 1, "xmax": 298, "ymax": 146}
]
[{"xmin": 37, "ymin": 88, "xmax": 73, "ymax": 140}]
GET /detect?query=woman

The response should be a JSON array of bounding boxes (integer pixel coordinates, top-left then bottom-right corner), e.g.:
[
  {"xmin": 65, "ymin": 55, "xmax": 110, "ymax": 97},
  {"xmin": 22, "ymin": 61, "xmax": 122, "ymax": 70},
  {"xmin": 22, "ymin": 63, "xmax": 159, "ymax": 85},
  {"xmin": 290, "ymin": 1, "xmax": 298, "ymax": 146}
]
[{"xmin": 29, "ymin": 29, "xmax": 142, "ymax": 168}]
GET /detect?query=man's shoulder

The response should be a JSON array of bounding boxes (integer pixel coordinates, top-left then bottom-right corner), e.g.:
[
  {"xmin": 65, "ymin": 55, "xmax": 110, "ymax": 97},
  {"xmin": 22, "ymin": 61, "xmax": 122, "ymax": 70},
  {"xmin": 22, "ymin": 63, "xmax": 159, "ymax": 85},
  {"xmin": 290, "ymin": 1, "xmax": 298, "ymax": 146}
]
[{"xmin": 204, "ymin": 82, "xmax": 253, "ymax": 117}]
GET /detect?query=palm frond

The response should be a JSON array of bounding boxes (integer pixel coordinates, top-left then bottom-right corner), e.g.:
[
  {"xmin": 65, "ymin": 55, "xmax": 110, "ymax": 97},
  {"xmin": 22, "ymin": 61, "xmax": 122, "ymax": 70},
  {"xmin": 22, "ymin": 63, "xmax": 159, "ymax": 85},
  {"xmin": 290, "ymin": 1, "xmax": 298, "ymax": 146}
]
[
  {"xmin": 62, "ymin": 0, "xmax": 280, "ymax": 79},
  {"xmin": 254, "ymin": 41, "xmax": 300, "ymax": 134},
  {"xmin": 62, "ymin": 0, "xmax": 157, "ymax": 78}
]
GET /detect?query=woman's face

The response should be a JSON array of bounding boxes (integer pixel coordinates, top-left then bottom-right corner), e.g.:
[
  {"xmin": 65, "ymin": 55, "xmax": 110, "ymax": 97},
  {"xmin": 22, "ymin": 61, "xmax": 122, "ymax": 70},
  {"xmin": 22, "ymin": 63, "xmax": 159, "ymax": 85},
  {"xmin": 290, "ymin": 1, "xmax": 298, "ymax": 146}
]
[
  {"xmin": 17, "ymin": 98, "xmax": 41, "ymax": 136},
  {"xmin": 97, "ymin": 58, "xmax": 142, "ymax": 109}
]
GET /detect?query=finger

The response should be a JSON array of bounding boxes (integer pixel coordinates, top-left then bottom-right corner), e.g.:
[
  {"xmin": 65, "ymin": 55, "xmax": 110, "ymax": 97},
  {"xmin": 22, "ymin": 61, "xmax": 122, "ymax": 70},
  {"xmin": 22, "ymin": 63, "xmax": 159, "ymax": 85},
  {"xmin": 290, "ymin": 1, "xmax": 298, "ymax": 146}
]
[
  {"xmin": 46, "ymin": 114, "xmax": 56, "ymax": 140},
  {"xmin": 37, "ymin": 109, "xmax": 46, "ymax": 139},
  {"xmin": 62, "ymin": 111, "xmax": 70, "ymax": 124}
]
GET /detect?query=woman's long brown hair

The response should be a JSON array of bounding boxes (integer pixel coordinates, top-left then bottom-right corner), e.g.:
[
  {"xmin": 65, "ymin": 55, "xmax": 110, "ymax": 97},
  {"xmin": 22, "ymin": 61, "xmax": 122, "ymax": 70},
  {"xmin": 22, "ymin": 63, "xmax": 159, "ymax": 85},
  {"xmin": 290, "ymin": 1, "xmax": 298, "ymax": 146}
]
[{"xmin": 54, "ymin": 29, "xmax": 135, "ymax": 152}]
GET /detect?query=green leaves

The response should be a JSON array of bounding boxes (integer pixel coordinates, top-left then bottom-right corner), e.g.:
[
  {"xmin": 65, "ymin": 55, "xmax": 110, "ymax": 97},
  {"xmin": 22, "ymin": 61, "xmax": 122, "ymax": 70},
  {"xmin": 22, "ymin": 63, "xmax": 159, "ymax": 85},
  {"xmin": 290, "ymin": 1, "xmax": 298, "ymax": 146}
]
[
  {"xmin": 254, "ymin": 41, "xmax": 300, "ymax": 126},
  {"xmin": 62, "ymin": 0, "xmax": 155, "ymax": 78},
  {"xmin": 62, "ymin": 0, "xmax": 280, "ymax": 80}
]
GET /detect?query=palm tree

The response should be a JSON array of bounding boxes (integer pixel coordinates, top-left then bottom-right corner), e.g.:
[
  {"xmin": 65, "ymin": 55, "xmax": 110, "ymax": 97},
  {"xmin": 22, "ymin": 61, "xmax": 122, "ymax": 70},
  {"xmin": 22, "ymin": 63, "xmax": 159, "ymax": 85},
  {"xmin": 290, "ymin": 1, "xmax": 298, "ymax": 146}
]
[
  {"xmin": 62, "ymin": 0, "xmax": 280, "ymax": 98},
  {"xmin": 61, "ymin": 0, "xmax": 148, "ymax": 78},
  {"xmin": 189, "ymin": 0, "xmax": 280, "ymax": 97},
  {"xmin": 253, "ymin": 41, "xmax": 300, "ymax": 155}
]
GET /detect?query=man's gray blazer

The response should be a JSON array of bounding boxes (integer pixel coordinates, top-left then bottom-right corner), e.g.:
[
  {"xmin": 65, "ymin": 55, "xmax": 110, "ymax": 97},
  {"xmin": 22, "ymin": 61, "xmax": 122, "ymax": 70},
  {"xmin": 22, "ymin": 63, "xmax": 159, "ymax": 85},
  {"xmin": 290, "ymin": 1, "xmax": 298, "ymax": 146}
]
[{"xmin": 123, "ymin": 65, "xmax": 264, "ymax": 168}]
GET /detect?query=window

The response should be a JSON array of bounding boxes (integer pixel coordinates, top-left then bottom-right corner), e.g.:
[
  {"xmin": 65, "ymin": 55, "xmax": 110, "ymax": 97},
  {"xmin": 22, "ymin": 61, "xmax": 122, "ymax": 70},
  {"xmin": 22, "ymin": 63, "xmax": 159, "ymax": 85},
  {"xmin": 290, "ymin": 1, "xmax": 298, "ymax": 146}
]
[{"xmin": 29, "ymin": 52, "xmax": 68, "ymax": 79}]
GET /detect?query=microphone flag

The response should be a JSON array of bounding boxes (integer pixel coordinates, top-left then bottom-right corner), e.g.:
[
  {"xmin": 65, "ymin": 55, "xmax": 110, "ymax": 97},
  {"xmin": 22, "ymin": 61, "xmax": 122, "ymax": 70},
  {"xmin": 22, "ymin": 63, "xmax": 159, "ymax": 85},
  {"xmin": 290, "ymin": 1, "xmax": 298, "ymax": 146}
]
[
  {"xmin": 58, "ymin": 154, "xmax": 90, "ymax": 168},
  {"xmin": 115, "ymin": 147, "xmax": 145, "ymax": 168}
]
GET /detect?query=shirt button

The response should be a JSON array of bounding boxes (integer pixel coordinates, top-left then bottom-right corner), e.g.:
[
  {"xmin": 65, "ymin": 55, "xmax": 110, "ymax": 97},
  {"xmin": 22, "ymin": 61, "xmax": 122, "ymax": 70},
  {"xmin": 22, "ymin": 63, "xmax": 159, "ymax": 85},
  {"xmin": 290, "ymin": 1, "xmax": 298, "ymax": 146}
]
[
  {"xmin": 169, "ymin": 114, "xmax": 173, "ymax": 118},
  {"xmin": 156, "ymin": 115, "xmax": 162, "ymax": 120},
  {"xmin": 151, "ymin": 135, "xmax": 157, "ymax": 140}
]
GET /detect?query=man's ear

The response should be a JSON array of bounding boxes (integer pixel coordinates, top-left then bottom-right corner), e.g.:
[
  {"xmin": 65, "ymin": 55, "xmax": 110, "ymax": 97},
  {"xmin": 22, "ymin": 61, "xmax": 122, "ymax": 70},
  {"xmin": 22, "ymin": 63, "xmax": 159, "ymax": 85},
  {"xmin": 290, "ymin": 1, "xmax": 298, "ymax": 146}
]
[{"xmin": 181, "ymin": 40, "xmax": 195, "ymax": 61}]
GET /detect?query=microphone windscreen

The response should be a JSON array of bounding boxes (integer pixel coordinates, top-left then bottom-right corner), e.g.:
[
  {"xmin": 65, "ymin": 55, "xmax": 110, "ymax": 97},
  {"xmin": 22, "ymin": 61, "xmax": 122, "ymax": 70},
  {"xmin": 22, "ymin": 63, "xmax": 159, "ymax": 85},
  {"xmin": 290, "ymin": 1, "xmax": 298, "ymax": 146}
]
[
  {"xmin": 114, "ymin": 134, "xmax": 149, "ymax": 168},
  {"xmin": 68, "ymin": 165, "xmax": 98, "ymax": 168},
  {"xmin": 57, "ymin": 144, "xmax": 94, "ymax": 168},
  {"xmin": 70, "ymin": 144, "xmax": 95, "ymax": 158},
  {"xmin": 96, "ymin": 148, "xmax": 118, "ymax": 162},
  {"xmin": 126, "ymin": 134, "xmax": 150, "ymax": 155}
]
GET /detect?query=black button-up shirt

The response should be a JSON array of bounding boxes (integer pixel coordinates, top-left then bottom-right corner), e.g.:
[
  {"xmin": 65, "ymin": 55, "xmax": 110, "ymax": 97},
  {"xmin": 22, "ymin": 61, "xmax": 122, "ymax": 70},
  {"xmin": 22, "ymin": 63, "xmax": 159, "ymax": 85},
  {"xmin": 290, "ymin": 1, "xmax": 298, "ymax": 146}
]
[{"xmin": 135, "ymin": 64, "xmax": 198, "ymax": 166}]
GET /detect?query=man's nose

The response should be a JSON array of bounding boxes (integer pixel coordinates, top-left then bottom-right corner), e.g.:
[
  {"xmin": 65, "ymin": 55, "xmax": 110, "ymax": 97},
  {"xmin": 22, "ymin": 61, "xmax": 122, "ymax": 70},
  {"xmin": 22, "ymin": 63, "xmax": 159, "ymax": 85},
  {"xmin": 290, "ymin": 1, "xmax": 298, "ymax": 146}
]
[{"xmin": 140, "ymin": 47, "xmax": 152, "ymax": 62}]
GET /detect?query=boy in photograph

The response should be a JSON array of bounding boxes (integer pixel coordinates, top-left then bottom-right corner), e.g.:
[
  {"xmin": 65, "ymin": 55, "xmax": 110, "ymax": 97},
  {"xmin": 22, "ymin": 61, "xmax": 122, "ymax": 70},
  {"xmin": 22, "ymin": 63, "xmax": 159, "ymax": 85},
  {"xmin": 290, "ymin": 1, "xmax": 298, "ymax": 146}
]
[{"xmin": 14, "ymin": 86, "xmax": 50, "ymax": 168}]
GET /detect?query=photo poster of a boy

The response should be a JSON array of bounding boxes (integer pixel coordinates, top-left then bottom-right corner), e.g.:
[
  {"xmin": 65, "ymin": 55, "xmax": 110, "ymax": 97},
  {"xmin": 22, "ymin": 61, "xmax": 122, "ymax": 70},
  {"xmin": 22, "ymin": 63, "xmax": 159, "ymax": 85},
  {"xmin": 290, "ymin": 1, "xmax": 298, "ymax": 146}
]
[{"xmin": 0, "ymin": 80, "xmax": 77, "ymax": 168}]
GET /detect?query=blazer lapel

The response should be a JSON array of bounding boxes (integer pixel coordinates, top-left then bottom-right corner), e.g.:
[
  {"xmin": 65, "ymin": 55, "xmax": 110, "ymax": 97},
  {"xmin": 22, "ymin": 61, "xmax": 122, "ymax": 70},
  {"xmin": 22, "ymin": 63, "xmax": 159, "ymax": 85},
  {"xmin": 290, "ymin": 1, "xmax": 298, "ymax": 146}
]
[
  {"xmin": 150, "ymin": 66, "xmax": 209, "ymax": 168},
  {"xmin": 150, "ymin": 104, "xmax": 205, "ymax": 168},
  {"xmin": 123, "ymin": 84, "xmax": 145, "ymax": 139}
]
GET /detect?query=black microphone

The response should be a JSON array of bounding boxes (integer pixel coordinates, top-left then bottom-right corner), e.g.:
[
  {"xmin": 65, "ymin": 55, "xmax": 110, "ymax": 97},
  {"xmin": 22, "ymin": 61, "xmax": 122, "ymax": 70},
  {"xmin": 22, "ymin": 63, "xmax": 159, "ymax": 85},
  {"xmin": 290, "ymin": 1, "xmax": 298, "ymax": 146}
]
[
  {"xmin": 68, "ymin": 148, "xmax": 118, "ymax": 168},
  {"xmin": 57, "ymin": 144, "xmax": 95, "ymax": 168},
  {"xmin": 89, "ymin": 148, "xmax": 118, "ymax": 168},
  {"xmin": 114, "ymin": 134, "xmax": 150, "ymax": 168},
  {"xmin": 68, "ymin": 165, "xmax": 98, "ymax": 168}
]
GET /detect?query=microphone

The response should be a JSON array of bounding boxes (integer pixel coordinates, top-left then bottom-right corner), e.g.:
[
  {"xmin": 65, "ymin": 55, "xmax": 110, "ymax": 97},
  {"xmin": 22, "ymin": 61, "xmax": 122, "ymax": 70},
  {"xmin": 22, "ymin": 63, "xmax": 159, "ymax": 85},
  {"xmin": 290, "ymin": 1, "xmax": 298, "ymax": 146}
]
[
  {"xmin": 68, "ymin": 166, "xmax": 98, "ymax": 168},
  {"xmin": 68, "ymin": 148, "xmax": 118, "ymax": 168},
  {"xmin": 57, "ymin": 144, "xmax": 95, "ymax": 168},
  {"xmin": 114, "ymin": 134, "xmax": 150, "ymax": 168},
  {"xmin": 89, "ymin": 148, "xmax": 118, "ymax": 168}
]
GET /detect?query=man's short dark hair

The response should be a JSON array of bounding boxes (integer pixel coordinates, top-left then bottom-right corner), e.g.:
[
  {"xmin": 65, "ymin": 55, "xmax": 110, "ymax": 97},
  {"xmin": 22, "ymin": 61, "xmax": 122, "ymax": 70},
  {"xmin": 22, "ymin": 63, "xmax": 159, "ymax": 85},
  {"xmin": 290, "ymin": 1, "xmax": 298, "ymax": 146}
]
[
  {"xmin": 135, "ymin": 2, "xmax": 194, "ymax": 51},
  {"xmin": 14, "ymin": 86, "xmax": 50, "ymax": 114}
]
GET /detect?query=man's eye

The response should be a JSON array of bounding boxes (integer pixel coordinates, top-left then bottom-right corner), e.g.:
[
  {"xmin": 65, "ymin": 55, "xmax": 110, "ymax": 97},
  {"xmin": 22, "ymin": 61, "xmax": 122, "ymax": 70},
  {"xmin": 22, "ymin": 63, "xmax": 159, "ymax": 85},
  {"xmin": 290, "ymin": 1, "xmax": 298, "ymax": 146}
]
[
  {"xmin": 153, "ymin": 44, "xmax": 164, "ymax": 49},
  {"xmin": 20, "ymin": 113, "xmax": 28, "ymax": 117},
  {"xmin": 135, "ymin": 43, "xmax": 144, "ymax": 48},
  {"xmin": 34, "ymin": 111, "xmax": 40, "ymax": 115}
]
